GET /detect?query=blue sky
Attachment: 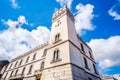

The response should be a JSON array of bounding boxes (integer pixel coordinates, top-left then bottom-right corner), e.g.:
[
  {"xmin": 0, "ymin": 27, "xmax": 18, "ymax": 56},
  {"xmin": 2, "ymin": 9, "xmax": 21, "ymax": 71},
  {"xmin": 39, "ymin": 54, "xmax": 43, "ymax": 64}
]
[{"xmin": 0, "ymin": 0, "xmax": 120, "ymax": 75}]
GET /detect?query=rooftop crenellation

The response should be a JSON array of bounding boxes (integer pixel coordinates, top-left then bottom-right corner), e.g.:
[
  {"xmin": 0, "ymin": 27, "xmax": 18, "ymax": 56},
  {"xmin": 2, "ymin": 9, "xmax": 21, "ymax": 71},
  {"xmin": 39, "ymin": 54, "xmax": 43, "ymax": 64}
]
[
  {"xmin": 11, "ymin": 42, "xmax": 48, "ymax": 62},
  {"xmin": 52, "ymin": 5, "xmax": 74, "ymax": 22}
]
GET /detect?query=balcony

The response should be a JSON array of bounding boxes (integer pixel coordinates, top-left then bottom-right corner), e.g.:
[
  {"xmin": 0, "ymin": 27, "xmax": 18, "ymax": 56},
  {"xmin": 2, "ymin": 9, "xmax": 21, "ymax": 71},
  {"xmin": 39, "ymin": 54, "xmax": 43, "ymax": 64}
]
[{"xmin": 9, "ymin": 74, "xmax": 24, "ymax": 80}]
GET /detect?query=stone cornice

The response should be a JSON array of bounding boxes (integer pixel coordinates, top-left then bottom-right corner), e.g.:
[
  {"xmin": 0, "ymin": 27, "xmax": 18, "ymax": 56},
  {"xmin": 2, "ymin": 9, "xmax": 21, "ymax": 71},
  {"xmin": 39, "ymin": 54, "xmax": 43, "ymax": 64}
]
[
  {"xmin": 11, "ymin": 42, "xmax": 48, "ymax": 62},
  {"xmin": 77, "ymin": 35, "xmax": 92, "ymax": 51},
  {"xmin": 6, "ymin": 57, "xmax": 45, "ymax": 72},
  {"xmin": 52, "ymin": 5, "xmax": 74, "ymax": 23}
]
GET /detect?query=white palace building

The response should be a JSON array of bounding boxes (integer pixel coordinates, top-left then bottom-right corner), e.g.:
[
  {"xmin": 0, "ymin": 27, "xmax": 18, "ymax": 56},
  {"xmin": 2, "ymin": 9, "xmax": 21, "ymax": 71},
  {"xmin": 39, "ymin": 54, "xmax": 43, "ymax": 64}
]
[{"xmin": 0, "ymin": 6, "xmax": 101, "ymax": 80}]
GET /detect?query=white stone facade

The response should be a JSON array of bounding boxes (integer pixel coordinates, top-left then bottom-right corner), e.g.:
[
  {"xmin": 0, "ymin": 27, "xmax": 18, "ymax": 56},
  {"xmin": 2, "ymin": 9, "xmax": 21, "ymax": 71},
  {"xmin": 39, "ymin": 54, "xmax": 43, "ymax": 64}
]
[{"xmin": 0, "ymin": 6, "xmax": 101, "ymax": 80}]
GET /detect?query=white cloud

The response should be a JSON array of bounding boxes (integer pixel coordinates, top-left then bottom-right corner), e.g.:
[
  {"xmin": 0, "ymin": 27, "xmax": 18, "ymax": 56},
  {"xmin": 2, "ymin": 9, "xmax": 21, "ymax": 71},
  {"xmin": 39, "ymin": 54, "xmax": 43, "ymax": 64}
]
[
  {"xmin": 0, "ymin": 16, "xmax": 50, "ymax": 60},
  {"xmin": 108, "ymin": 8, "xmax": 120, "ymax": 20},
  {"xmin": 10, "ymin": 0, "xmax": 20, "ymax": 9},
  {"xmin": 56, "ymin": 0, "xmax": 73, "ymax": 9},
  {"xmin": 88, "ymin": 36, "xmax": 120, "ymax": 69},
  {"xmin": 74, "ymin": 3, "xmax": 95, "ymax": 35},
  {"xmin": 108, "ymin": 2, "xmax": 120, "ymax": 20},
  {"xmin": 18, "ymin": 16, "xmax": 28, "ymax": 25},
  {"xmin": 2, "ymin": 15, "xmax": 28, "ymax": 31}
]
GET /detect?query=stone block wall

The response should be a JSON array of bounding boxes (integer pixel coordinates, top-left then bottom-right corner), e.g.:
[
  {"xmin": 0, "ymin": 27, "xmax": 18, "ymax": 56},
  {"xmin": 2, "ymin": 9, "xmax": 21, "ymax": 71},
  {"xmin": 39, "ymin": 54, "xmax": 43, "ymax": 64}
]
[
  {"xmin": 71, "ymin": 65, "xmax": 101, "ymax": 80},
  {"xmin": 41, "ymin": 64, "xmax": 73, "ymax": 80}
]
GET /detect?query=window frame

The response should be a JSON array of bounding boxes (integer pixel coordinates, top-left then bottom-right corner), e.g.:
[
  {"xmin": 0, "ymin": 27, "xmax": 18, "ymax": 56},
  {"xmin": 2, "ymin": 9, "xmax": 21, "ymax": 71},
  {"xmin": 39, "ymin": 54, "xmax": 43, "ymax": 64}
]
[
  {"xmin": 14, "ymin": 61, "xmax": 18, "ymax": 67},
  {"xmin": 53, "ymin": 49, "xmax": 59, "ymax": 61},
  {"xmin": 80, "ymin": 43, "xmax": 85, "ymax": 52},
  {"xmin": 93, "ymin": 64, "xmax": 98, "ymax": 74},
  {"xmin": 84, "ymin": 57, "xmax": 89, "ymax": 70},
  {"xmin": 32, "ymin": 53, "xmax": 36, "ymax": 60},
  {"xmin": 28, "ymin": 65, "xmax": 33, "ymax": 74},
  {"xmin": 40, "ymin": 62, "xmax": 45, "ymax": 71},
  {"xmin": 10, "ymin": 71, "xmax": 14, "ymax": 77},
  {"xmin": 19, "ymin": 59, "xmax": 23, "ymax": 66},
  {"xmin": 26, "ymin": 56, "xmax": 29, "ymax": 63},
  {"xmin": 42, "ymin": 49, "xmax": 47, "ymax": 57},
  {"xmin": 89, "ymin": 51, "xmax": 93, "ymax": 59},
  {"xmin": 9, "ymin": 63, "xmax": 13, "ymax": 69},
  {"xmin": 51, "ymin": 49, "xmax": 61, "ymax": 63},
  {"xmin": 4, "ymin": 72, "xmax": 8, "ymax": 79},
  {"xmin": 15, "ymin": 69, "xmax": 18, "ymax": 76},
  {"xmin": 22, "ymin": 67, "xmax": 25, "ymax": 75},
  {"xmin": 55, "ymin": 33, "xmax": 60, "ymax": 42}
]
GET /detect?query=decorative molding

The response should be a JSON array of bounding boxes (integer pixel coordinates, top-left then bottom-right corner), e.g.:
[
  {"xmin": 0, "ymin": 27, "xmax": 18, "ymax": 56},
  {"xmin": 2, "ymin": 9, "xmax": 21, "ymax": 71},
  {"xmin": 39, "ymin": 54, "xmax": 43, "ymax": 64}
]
[
  {"xmin": 5, "ymin": 58, "xmax": 45, "ymax": 72},
  {"xmin": 52, "ymin": 6, "xmax": 74, "ymax": 23},
  {"xmin": 50, "ymin": 59, "xmax": 62, "ymax": 64},
  {"xmin": 11, "ymin": 42, "xmax": 48, "ymax": 62},
  {"xmin": 77, "ymin": 35, "xmax": 92, "ymax": 51},
  {"xmin": 9, "ymin": 74, "xmax": 24, "ymax": 80}
]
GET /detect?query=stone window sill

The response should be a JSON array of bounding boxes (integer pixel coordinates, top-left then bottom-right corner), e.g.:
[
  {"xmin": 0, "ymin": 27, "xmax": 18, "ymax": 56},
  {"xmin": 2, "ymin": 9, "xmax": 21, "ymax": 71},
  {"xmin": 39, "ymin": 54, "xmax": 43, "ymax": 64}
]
[
  {"xmin": 95, "ymin": 72, "xmax": 99, "ymax": 75},
  {"xmin": 27, "ymin": 73, "xmax": 32, "ymax": 75},
  {"xmin": 85, "ymin": 67, "xmax": 90, "ymax": 70},
  {"xmin": 51, "ymin": 59, "xmax": 62, "ymax": 64},
  {"xmin": 53, "ymin": 39, "xmax": 62, "ymax": 44}
]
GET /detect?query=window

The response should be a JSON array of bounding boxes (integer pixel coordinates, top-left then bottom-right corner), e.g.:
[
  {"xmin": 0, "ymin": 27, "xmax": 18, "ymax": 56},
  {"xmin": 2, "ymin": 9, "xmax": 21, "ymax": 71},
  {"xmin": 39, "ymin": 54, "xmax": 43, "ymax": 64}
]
[
  {"xmin": 15, "ymin": 69, "xmax": 18, "ymax": 76},
  {"xmin": 14, "ymin": 61, "xmax": 18, "ymax": 67},
  {"xmin": 93, "ymin": 64, "xmax": 98, "ymax": 74},
  {"xmin": 28, "ymin": 65, "xmax": 33, "ymax": 74},
  {"xmin": 84, "ymin": 57, "xmax": 89, "ymax": 70},
  {"xmin": 33, "ymin": 53, "xmax": 36, "ymax": 60},
  {"xmin": 55, "ymin": 34, "xmax": 60, "ymax": 42},
  {"xmin": 42, "ymin": 49, "xmax": 47, "ymax": 57},
  {"xmin": 53, "ymin": 49, "xmax": 59, "ymax": 61},
  {"xmin": 40, "ymin": 62, "xmax": 44, "ymax": 71},
  {"xmin": 89, "ymin": 51, "xmax": 93, "ymax": 59},
  {"xmin": 4, "ymin": 72, "xmax": 8, "ymax": 79},
  {"xmin": 19, "ymin": 59, "xmax": 23, "ymax": 66},
  {"xmin": 26, "ymin": 56, "xmax": 29, "ymax": 63},
  {"xmin": 9, "ymin": 63, "xmax": 13, "ymax": 69},
  {"xmin": 22, "ymin": 67, "xmax": 25, "ymax": 75},
  {"xmin": 88, "ymin": 78, "xmax": 92, "ymax": 80},
  {"xmin": 10, "ymin": 71, "xmax": 13, "ymax": 77},
  {"xmin": 80, "ymin": 43, "xmax": 84, "ymax": 52}
]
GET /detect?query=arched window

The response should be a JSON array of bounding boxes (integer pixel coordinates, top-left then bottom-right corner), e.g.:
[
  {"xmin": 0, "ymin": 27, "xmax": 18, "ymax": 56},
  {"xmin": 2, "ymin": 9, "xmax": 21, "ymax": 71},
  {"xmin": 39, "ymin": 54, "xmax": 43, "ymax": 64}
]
[
  {"xmin": 40, "ymin": 62, "xmax": 44, "ymax": 71},
  {"xmin": 53, "ymin": 49, "xmax": 59, "ymax": 61},
  {"xmin": 55, "ymin": 34, "xmax": 60, "ymax": 42}
]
